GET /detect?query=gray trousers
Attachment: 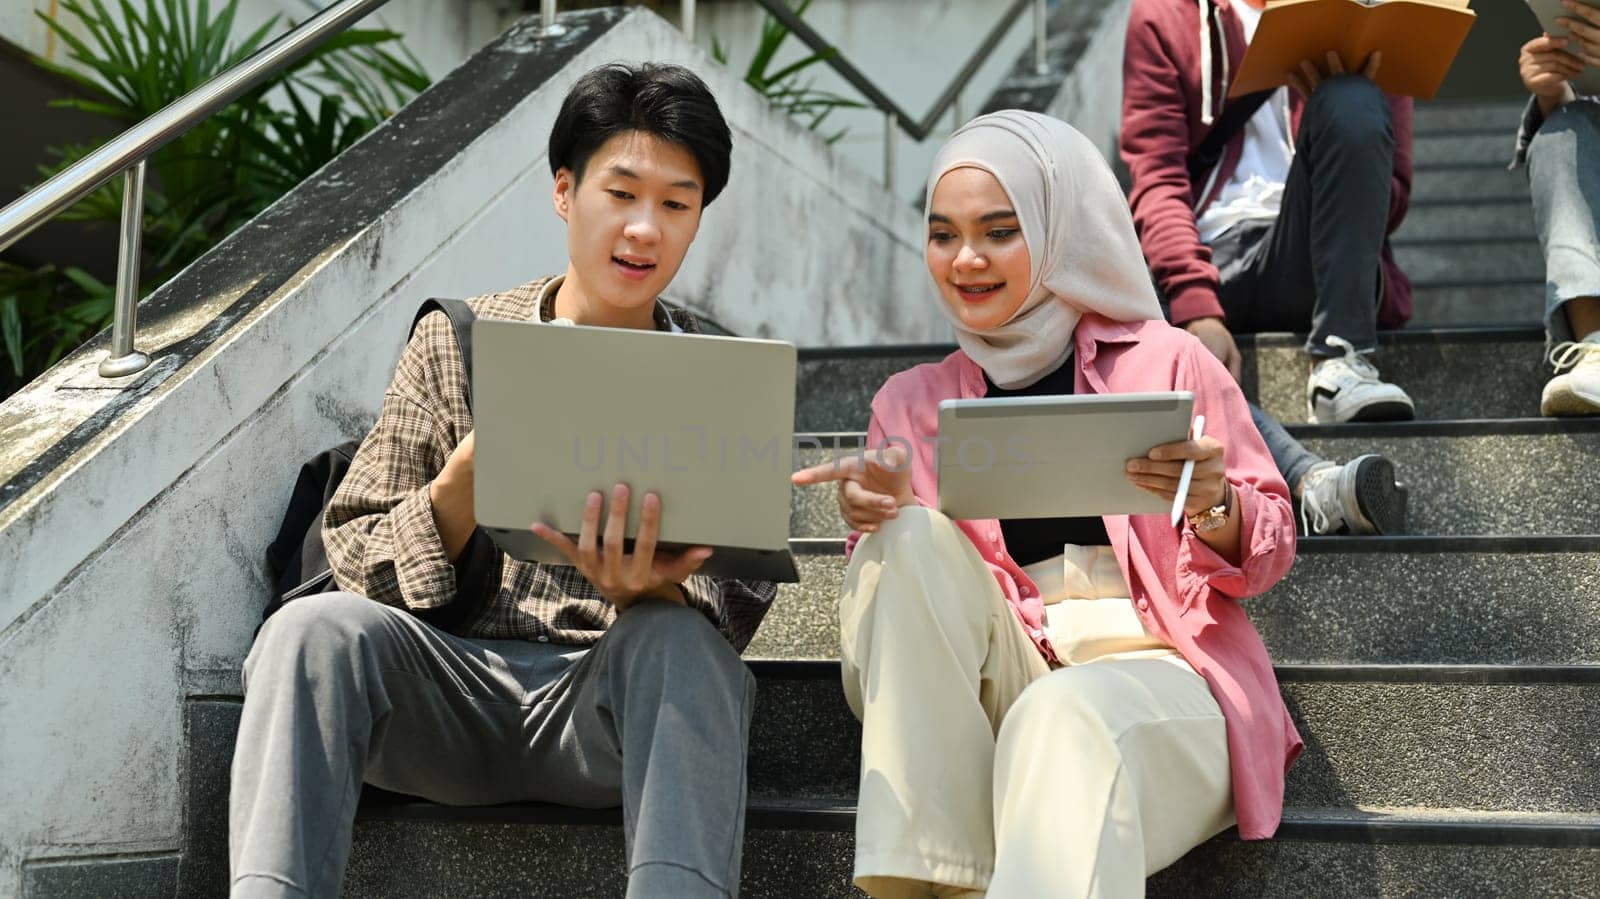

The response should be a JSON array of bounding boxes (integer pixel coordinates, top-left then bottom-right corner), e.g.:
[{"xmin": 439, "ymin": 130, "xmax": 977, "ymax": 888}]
[
  {"xmin": 229, "ymin": 592, "xmax": 757, "ymax": 898},
  {"xmin": 1528, "ymin": 98, "xmax": 1600, "ymax": 343}
]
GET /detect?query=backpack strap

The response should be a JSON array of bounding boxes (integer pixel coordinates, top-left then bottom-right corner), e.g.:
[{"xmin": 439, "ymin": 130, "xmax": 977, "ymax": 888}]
[
  {"xmin": 1185, "ymin": 89, "xmax": 1275, "ymax": 187},
  {"xmin": 411, "ymin": 298, "xmax": 478, "ymax": 409}
]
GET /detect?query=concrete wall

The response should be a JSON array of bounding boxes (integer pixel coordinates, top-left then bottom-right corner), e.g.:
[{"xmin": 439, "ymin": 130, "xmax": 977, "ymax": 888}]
[
  {"xmin": 687, "ymin": 0, "xmax": 1039, "ymax": 203},
  {"xmin": 0, "ymin": 7, "xmax": 937, "ymax": 892},
  {"xmin": 1040, "ymin": 0, "xmax": 1132, "ymax": 167}
]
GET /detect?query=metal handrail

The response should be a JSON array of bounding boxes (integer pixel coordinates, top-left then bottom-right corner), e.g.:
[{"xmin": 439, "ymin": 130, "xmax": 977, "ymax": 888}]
[
  {"xmin": 751, "ymin": 0, "xmax": 1036, "ymax": 141},
  {"xmin": 748, "ymin": 0, "xmax": 1049, "ymax": 186},
  {"xmin": 0, "ymin": 0, "xmax": 410, "ymax": 377},
  {"xmin": 0, "ymin": 0, "xmax": 1043, "ymax": 380}
]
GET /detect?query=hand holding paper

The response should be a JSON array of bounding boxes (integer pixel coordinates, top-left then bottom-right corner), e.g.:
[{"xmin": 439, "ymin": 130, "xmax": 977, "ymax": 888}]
[{"xmin": 1228, "ymin": 0, "xmax": 1477, "ymax": 101}]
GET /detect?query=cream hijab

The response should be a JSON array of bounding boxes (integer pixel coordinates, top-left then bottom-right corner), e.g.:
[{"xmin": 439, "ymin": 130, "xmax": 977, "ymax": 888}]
[{"xmin": 926, "ymin": 111, "xmax": 1163, "ymax": 389}]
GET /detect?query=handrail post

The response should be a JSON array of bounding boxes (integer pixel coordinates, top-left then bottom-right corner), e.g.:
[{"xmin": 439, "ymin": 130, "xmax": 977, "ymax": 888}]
[
  {"xmin": 1034, "ymin": 0, "xmax": 1049, "ymax": 75},
  {"xmin": 98, "ymin": 161, "xmax": 151, "ymax": 379},
  {"xmin": 683, "ymin": 0, "xmax": 696, "ymax": 38},
  {"xmin": 539, "ymin": 0, "xmax": 567, "ymax": 38},
  {"xmin": 883, "ymin": 110, "xmax": 895, "ymax": 190}
]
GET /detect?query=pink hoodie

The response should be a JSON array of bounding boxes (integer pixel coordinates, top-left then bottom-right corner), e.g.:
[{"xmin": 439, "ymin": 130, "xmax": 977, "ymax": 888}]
[{"xmin": 847, "ymin": 314, "xmax": 1304, "ymax": 840}]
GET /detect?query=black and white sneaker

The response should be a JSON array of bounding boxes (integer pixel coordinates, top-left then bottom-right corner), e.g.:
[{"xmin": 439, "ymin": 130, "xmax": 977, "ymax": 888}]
[
  {"xmin": 1306, "ymin": 336, "xmax": 1415, "ymax": 424},
  {"xmin": 1299, "ymin": 454, "xmax": 1408, "ymax": 536}
]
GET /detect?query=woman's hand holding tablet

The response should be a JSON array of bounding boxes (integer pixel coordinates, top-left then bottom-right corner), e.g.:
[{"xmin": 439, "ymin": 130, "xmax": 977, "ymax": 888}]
[{"xmin": 1124, "ymin": 428, "xmax": 1229, "ymax": 518}]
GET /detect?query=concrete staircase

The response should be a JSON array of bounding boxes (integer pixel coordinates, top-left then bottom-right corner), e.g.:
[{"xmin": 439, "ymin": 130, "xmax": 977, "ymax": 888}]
[{"xmin": 272, "ymin": 97, "xmax": 1600, "ymax": 896}]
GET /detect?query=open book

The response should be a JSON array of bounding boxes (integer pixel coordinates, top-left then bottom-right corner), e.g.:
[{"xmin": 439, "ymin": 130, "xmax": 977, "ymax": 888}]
[
  {"xmin": 1229, "ymin": 0, "xmax": 1477, "ymax": 100},
  {"xmin": 1527, "ymin": 0, "xmax": 1600, "ymax": 95}
]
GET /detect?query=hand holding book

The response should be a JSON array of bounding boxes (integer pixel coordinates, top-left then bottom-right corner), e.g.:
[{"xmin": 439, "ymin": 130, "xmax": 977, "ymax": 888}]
[
  {"xmin": 1285, "ymin": 50, "xmax": 1384, "ymax": 99},
  {"xmin": 1229, "ymin": 0, "xmax": 1477, "ymax": 100}
]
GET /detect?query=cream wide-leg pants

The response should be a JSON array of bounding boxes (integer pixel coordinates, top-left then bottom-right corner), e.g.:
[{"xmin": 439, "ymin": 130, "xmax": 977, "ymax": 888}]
[{"xmin": 839, "ymin": 506, "xmax": 1235, "ymax": 898}]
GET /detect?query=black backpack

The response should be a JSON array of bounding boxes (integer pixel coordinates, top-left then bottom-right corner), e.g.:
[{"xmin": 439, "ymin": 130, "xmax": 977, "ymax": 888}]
[{"xmin": 261, "ymin": 298, "xmax": 480, "ymax": 632}]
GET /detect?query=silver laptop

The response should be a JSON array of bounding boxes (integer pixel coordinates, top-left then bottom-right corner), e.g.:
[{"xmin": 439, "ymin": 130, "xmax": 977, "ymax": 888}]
[
  {"xmin": 936, "ymin": 392, "xmax": 1196, "ymax": 521},
  {"xmin": 472, "ymin": 318, "xmax": 799, "ymax": 583}
]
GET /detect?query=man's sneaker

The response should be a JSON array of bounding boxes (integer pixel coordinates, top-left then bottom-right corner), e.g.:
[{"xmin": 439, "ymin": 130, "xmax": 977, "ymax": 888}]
[
  {"xmin": 1299, "ymin": 454, "xmax": 1407, "ymax": 536},
  {"xmin": 1541, "ymin": 340, "xmax": 1600, "ymax": 417},
  {"xmin": 1305, "ymin": 336, "xmax": 1416, "ymax": 424}
]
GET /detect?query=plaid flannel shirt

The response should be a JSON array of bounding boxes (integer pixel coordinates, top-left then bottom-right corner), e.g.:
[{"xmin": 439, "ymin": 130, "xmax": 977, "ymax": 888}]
[{"xmin": 323, "ymin": 276, "xmax": 778, "ymax": 651}]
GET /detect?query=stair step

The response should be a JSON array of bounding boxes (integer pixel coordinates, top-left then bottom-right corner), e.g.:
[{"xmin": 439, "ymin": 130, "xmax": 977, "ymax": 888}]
[
  {"xmin": 1414, "ymin": 132, "xmax": 1514, "ymax": 168},
  {"xmin": 1394, "ymin": 239, "xmax": 1543, "ymax": 284},
  {"xmin": 746, "ymin": 660, "xmax": 1600, "ymax": 814},
  {"xmin": 795, "ymin": 327, "xmax": 1554, "ymax": 432},
  {"xmin": 1149, "ymin": 808, "xmax": 1600, "ymax": 897},
  {"xmin": 1395, "ymin": 200, "xmax": 1536, "ymax": 242},
  {"xmin": 788, "ymin": 421, "xmax": 1600, "ymax": 539},
  {"xmin": 343, "ymin": 798, "xmax": 1600, "ymax": 897},
  {"xmin": 1412, "ymin": 165, "xmax": 1529, "ymax": 203},
  {"xmin": 749, "ymin": 539, "xmax": 1600, "ymax": 665},
  {"xmin": 1197, "ymin": 328, "xmax": 1555, "ymax": 423},
  {"xmin": 1408, "ymin": 282, "xmax": 1545, "ymax": 327},
  {"xmin": 1412, "ymin": 100, "xmax": 1527, "ymax": 134}
]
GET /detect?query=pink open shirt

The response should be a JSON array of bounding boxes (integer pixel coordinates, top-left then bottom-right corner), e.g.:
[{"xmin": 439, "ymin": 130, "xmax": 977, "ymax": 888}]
[{"xmin": 845, "ymin": 313, "xmax": 1304, "ymax": 840}]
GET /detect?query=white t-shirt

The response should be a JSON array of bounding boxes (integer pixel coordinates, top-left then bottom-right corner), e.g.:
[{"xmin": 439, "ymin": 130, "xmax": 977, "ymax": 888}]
[{"xmin": 1195, "ymin": 1, "xmax": 1293, "ymax": 245}]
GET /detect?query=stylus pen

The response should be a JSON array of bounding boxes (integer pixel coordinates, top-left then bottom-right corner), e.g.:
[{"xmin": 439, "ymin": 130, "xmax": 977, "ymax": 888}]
[{"xmin": 1170, "ymin": 414, "xmax": 1207, "ymax": 527}]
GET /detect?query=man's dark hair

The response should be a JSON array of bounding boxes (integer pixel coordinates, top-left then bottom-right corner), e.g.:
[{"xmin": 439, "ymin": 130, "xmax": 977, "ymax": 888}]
[{"xmin": 549, "ymin": 62, "xmax": 733, "ymax": 206}]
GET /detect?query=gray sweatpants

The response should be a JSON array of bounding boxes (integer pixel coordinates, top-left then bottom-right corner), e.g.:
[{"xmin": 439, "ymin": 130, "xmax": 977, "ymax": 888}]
[
  {"xmin": 229, "ymin": 592, "xmax": 757, "ymax": 898},
  {"xmin": 1528, "ymin": 98, "xmax": 1600, "ymax": 344}
]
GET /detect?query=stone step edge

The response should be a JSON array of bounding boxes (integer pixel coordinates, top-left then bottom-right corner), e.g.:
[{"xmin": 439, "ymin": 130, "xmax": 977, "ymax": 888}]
[
  {"xmin": 795, "ymin": 418, "xmax": 1600, "ymax": 447},
  {"xmin": 355, "ymin": 797, "xmax": 1600, "ymax": 849},
  {"xmin": 783, "ymin": 535, "xmax": 1600, "ymax": 556},
  {"xmin": 746, "ymin": 659, "xmax": 1600, "ymax": 687},
  {"xmin": 796, "ymin": 324, "xmax": 1547, "ymax": 358}
]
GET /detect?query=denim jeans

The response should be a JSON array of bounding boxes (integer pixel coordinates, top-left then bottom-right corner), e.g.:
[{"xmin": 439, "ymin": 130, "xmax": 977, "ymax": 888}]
[
  {"xmin": 1249, "ymin": 400, "xmax": 1324, "ymax": 492},
  {"xmin": 1527, "ymin": 98, "xmax": 1600, "ymax": 343}
]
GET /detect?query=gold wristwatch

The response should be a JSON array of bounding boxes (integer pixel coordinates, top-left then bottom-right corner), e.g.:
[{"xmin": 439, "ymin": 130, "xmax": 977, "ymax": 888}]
[{"xmin": 1186, "ymin": 480, "xmax": 1233, "ymax": 533}]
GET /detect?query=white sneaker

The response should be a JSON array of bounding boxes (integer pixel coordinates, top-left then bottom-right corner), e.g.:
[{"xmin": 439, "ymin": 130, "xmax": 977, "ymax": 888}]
[
  {"xmin": 1305, "ymin": 336, "xmax": 1416, "ymax": 424},
  {"xmin": 1541, "ymin": 340, "xmax": 1600, "ymax": 417},
  {"xmin": 1299, "ymin": 455, "xmax": 1408, "ymax": 536}
]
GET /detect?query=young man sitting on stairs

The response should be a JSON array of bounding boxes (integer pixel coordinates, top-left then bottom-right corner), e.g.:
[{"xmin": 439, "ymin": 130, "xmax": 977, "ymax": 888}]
[
  {"xmin": 1517, "ymin": 14, "xmax": 1600, "ymax": 416},
  {"xmin": 1121, "ymin": 0, "xmax": 1414, "ymax": 536},
  {"xmin": 229, "ymin": 63, "xmax": 775, "ymax": 899}
]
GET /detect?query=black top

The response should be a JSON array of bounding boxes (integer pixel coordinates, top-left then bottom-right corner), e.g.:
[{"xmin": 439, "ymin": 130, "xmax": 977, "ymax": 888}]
[{"xmin": 985, "ymin": 356, "xmax": 1112, "ymax": 564}]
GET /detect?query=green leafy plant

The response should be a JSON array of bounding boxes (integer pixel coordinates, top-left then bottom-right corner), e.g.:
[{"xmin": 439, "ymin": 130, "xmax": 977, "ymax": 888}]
[
  {"xmin": 0, "ymin": 0, "xmax": 429, "ymax": 398},
  {"xmin": 712, "ymin": 0, "xmax": 863, "ymax": 143}
]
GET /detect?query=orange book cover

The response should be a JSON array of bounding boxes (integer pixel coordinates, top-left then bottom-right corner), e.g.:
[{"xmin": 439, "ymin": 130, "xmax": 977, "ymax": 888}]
[{"xmin": 1228, "ymin": 0, "xmax": 1477, "ymax": 100}]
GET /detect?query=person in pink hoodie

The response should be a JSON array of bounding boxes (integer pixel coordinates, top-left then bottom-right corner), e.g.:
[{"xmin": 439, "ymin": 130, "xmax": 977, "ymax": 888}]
[{"xmin": 793, "ymin": 111, "xmax": 1300, "ymax": 898}]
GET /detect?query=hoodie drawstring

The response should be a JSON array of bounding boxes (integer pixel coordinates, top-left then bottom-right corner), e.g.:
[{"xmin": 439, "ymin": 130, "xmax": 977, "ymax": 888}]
[{"xmin": 1199, "ymin": 0, "xmax": 1214, "ymax": 126}]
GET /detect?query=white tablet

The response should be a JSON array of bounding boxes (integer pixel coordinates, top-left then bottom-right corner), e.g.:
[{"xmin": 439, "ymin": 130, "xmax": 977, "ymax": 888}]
[{"xmin": 935, "ymin": 391, "xmax": 1196, "ymax": 520}]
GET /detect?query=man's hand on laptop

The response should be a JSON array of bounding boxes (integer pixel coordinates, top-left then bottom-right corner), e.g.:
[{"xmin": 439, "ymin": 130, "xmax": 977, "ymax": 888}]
[
  {"xmin": 790, "ymin": 445, "xmax": 917, "ymax": 535},
  {"xmin": 530, "ymin": 483, "xmax": 714, "ymax": 612}
]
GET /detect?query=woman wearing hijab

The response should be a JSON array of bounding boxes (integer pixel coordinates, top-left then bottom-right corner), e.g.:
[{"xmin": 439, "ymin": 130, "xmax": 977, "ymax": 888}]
[{"xmin": 793, "ymin": 111, "xmax": 1302, "ymax": 897}]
